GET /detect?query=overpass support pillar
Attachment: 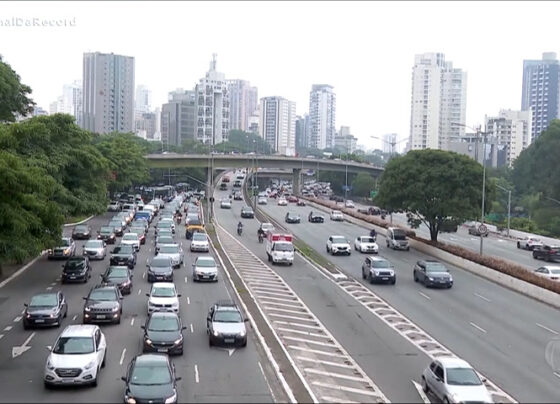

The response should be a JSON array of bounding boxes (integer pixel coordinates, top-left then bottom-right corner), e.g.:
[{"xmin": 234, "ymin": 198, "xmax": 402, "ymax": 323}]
[
  {"xmin": 293, "ymin": 168, "xmax": 301, "ymax": 196},
  {"xmin": 206, "ymin": 165, "xmax": 214, "ymax": 223}
]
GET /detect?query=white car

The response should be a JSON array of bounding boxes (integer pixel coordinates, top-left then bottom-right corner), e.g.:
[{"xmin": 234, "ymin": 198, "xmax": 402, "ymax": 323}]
[
  {"xmin": 354, "ymin": 236, "xmax": 379, "ymax": 254},
  {"xmin": 258, "ymin": 196, "xmax": 268, "ymax": 205},
  {"xmin": 220, "ymin": 199, "xmax": 232, "ymax": 209},
  {"xmin": 192, "ymin": 256, "xmax": 218, "ymax": 282},
  {"xmin": 121, "ymin": 233, "xmax": 141, "ymax": 251},
  {"xmin": 277, "ymin": 198, "xmax": 288, "ymax": 206},
  {"xmin": 158, "ymin": 218, "xmax": 176, "ymax": 232},
  {"xmin": 330, "ymin": 210, "xmax": 344, "ymax": 221},
  {"xmin": 191, "ymin": 232, "xmax": 210, "ymax": 252},
  {"xmin": 534, "ymin": 265, "xmax": 560, "ymax": 281},
  {"xmin": 157, "ymin": 244, "xmax": 184, "ymax": 268},
  {"xmin": 517, "ymin": 237, "xmax": 544, "ymax": 250},
  {"xmin": 147, "ymin": 282, "xmax": 180, "ymax": 314},
  {"xmin": 344, "ymin": 200, "xmax": 355, "ymax": 208},
  {"xmin": 44, "ymin": 325, "xmax": 106, "ymax": 388},
  {"xmin": 82, "ymin": 240, "xmax": 107, "ymax": 260},
  {"xmin": 421, "ymin": 357, "xmax": 492, "ymax": 403},
  {"xmin": 326, "ymin": 235, "xmax": 351, "ymax": 256}
]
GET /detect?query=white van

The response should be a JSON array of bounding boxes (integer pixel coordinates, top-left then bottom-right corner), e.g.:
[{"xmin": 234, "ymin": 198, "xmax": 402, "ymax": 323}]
[{"xmin": 386, "ymin": 227, "xmax": 410, "ymax": 251}]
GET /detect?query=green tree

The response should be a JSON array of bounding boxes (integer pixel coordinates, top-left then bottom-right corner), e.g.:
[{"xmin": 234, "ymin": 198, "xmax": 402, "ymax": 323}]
[
  {"xmin": 0, "ymin": 55, "xmax": 35, "ymax": 122},
  {"xmin": 351, "ymin": 173, "xmax": 376, "ymax": 197},
  {"xmin": 375, "ymin": 149, "xmax": 491, "ymax": 241}
]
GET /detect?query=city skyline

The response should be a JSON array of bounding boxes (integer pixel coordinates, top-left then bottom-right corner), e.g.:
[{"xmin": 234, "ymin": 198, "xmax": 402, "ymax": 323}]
[{"xmin": 2, "ymin": 1, "xmax": 560, "ymax": 150}]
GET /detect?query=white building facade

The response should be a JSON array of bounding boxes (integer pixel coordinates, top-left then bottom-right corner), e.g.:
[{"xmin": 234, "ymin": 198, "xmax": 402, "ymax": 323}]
[
  {"xmin": 49, "ymin": 80, "xmax": 83, "ymax": 125},
  {"xmin": 309, "ymin": 84, "xmax": 336, "ymax": 150},
  {"xmin": 227, "ymin": 79, "xmax": 258, "ymax": 131},
  {"xmin": 382, "ymin": 133, "xmax": 397, "ymax": 154},
  {"xmin": 485, "ymin": 109, "xmax": 532, "ymax": 167},
  {"xmin": 259, "ymin": 96, "xmax": 296, "ymax": 156}
]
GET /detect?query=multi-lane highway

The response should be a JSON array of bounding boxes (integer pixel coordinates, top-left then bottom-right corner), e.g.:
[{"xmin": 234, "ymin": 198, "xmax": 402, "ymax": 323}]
[
  {"xmin": 0, "ymin": 210, "xmax": 279, "ymax": 403},
  {"xmin": 247, "ymin": 193, "xmax": 560, "ymax": 403}
]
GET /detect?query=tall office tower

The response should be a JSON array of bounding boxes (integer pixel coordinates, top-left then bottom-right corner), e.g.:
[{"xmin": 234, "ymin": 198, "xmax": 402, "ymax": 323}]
[
  {"xmin": 409, "ymin": 52, "xmax": 467, "ymax": 151},
  {"xmin": 334, "ymin": 126, "xmax": 357, "ymax": 154},
  {"xmin": 521, "ymin": 52, "xmax": 560, "ymax": 141},
  {"xmin": 295, "ymin": 114, "xmax": 310, "ymax": 151},
  {"xmin": 160, "ymin": 89, "xmax": 196, "ymax": 147},
  {"xmin": 194, "ymin": 54, "xmax": 229, "ymax": 145},
  {"xmin": 227, "ymin": 79, "xmax": 258, "ymax": 131},
  {"xmin": 309, "ymin": 84, "xmax": 336, "ymax": 150},
  {"xmin": 259, "ymin": 96, "xmax": 296, "ymax": 156},
  {"xmin": 135, "ymin": 85, "xmax": 152, "ymax": 114},
  {"xmin": 485, "ymin": 109, "xmax": 532, "ymax": 168},
  {"xmin": 382, "ymin": 133, "xmax": 397, "ymax": 154},
  {"xmin": 82, "ymin": 52, "xmax": 135, "ymax": 134},
  {"xmin": 49, "ymin": 80, "xmax": 83, "ymax": 125}
]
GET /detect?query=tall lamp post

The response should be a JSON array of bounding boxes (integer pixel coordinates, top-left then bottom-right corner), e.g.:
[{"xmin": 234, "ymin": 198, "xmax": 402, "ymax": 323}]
[
  {"xmin": 370, "ymin": 135, "xmax": 407, "ymax": 159},
  {"xmin": 495, "ymin": 184, "xmax": 512, "ymax": 238}
]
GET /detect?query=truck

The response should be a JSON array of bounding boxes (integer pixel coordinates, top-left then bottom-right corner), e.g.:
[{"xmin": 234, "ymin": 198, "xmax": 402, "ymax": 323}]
[{"xmin": 266, "ymin": 233, "xmax": 294, "ymax": 265}]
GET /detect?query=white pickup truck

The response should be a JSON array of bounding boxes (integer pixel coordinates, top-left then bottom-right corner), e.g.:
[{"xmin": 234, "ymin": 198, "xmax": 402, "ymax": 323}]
[{"xmin": 266, "ymin": 233, "xmax": 294, "ymax": 265}]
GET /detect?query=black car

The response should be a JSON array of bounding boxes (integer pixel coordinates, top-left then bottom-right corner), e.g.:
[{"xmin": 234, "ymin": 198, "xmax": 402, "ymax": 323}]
[
  {"xmin": 122, "ymin": 354, "xmax": 180, "ymax": 404},
  {"xmin": 110, "ymin": 244, "xmax": 137, "ymax": 269},
  {"xmin": 285, "ymin": 212, "xmax": 301, "ymax": 224},
  {"xmin": 72, "ymin": 224, "xmax": 92, "ymax": 240},
  {"xmin": 83, "ymin": 284, "xmax": 123, "ymax": 324},
  {"xmin": 61, "ymin": 257, "xmax": 92, "ymax": 283},
  {"xmin": 413, "ymin": 260, "xmax": 453, "ymax": 288},
  {"xmin": 241, "ymin": 206, "xmax": 254, "ymax": 218},
  {"xmin": 207, "ymin": 301, "xmax": 248, "ymax": 347},
  {"xmin": 533, "ymin": 245, "xmax": 560, "ymax": 262},
  {"xmin": 101, "ymin": 266, "xmax": 133, "ymax": 295},
  {"xmin": 142, "ymin": 312, "xmax": 186, "ymax": 355},
  {"xmin": 308, "ymin": 212, "xmax": 324, "ymax": 223},
  {"xmin": 97, "ymin": 226, "xmax": 117, "ymax": 244},
  {"xmin": 108, "ymin": 220, "xmax": 126, "ymax": 237},
  {"xmin": 23, "ymin": 292, "xmax": 68, "ymax": 329},
  {"xmin": 147, "ymin": 256, "xmax": 174, "ymax": 282}
]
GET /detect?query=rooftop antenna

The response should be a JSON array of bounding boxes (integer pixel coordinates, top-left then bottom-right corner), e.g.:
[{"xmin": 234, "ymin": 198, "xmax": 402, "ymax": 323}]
[{"xmin": 211, "ymin": 53, "xmax": 217, "ymax": 71}]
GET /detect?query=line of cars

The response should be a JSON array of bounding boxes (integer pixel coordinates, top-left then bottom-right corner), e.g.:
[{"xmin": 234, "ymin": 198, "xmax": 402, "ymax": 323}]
[{"xmin": 516, "ymin": 236, "xmax": 560, "ymax": 281}]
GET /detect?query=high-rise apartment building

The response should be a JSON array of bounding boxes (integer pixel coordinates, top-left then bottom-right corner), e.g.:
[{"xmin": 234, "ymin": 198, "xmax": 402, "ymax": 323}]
[
  {"xmin": 334, "ymin": 126, "xmax": 357, "ymax": 154},
  {"xmin": 409, "ymin": 53, "xmax": 467, "ymax": 151},
  {"xmin": 309, "ymin": 84, "xmax": 336, "ymax": 150},
  {"xmin": 259, "ymin": 96, "xmax": 296, "ymax": 156},
  {"xmin": 227, "ymin": 79, "xmax": 258, "ymax": 131},
  {"xmin": 135, "ymin": 85, "xmax": 152, "ymax": 114},
  {"xmin": 485, "ymin": 109, "xmax": 532, "ymax": 168},
  {"xmin": 49, "ymin": 80, "xmax": 83, "ymax": 125},
  {"xmin": 160, "ymin": 89, "xmax": 196, "ymax": 147},
  {"xmin": 521, "ymin": 52, "xmax": 560, "ymax": 141},
  {"xmin": 382, "ymin": 133, "xmax": 397, "ymax": 154},
  {"xmin": 295, "ymin": 114, "xmax": 310, "ymax": 151},
  {"xmin": 82, "ymin": 52, "xmax": 135, "ymax": 134},
  {"xmin": 195, "ymin": 54, "xmax": 229, "ymax": 145},
  {"xmin": 135, "ymin": 112, "xmax": 158, "ymax": 140}
]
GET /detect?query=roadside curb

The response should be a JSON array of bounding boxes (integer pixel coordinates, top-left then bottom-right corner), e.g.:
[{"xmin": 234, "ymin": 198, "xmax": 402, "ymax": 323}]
[{"xmin": 63, "ymin": 214, "xmax": 95, "ymax": 227}]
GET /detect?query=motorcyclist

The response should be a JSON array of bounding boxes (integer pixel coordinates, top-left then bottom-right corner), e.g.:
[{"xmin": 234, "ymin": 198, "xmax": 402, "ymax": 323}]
[
  {"xmin": 369, "ymin": 228, "xmax": 377, "ymax": 241},
  {"xmin": 257, "ymin": 227, "xmax": 265, "ymax": 243},
  {"xmin": 237, "ymin": 221, "xmax": 243, "ymax": 235}
]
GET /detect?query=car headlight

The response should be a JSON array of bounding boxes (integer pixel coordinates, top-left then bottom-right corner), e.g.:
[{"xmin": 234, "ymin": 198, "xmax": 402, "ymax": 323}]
[
  {"xmin": 49, "ymin": 313, "xmax": 56, "ymax": 318},
  {"xmin": 145, "ymin": 338, "xmax": 152, "ymax": 345},
  {"xmin": 64, "ymin": 248, "xmax": 71, "ymax": 254},
  {"xmin": 46, "ymin": 360, "xmax": 55, "ymax": 370},
  {"xmin": 164, "ymin": 392, "xmax": 177, "ymax": 404},
  {"xmin": 84, "ymin": 307, "xmax": 91, "ymax": 312},
  {"xmin": 374, "ymin": 270, "xmax": 380, "ymax": 276},
  {"xmin": 26, "ymin": 313, "xmax": 31, "ymax": 318},
  {"xmin": 239, "ymin": 328, "xmax": 246, "ymax": 337},
  {"xmin": 449, "ymin": 393, "xmax": 461, "ymax": 403},
  {"xmin": 213, "ymin": 330, "xmax": 220, "ymax": 337},
  {"xmin": 84, "ymin": 360, "xmax": 95, "ymax": 370},
  {"xmin": 428, "ymin": 277, "xmax": 434, "ymax": 281},
  {"xmin": 125, "ymin": 396, "xmax": 137, "ymax": 404},
  {"xmin": 111, "ymin": 306, "xmax": 119, "ymax": 312},
  {"xmin": 173, "ymin": 337, "xmax": 183, "ymax": 345}
]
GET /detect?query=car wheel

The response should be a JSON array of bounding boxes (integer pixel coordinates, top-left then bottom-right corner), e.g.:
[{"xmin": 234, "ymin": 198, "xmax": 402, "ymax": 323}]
[
  {"xmin": 209, "ymin": 338, "xmax": 213, "ymax": 347},
  {"xmin": 421, "ymin": 376, "xmax": 429, "ymax": 393},
  {"xmin": 326, "ymin": 245, "xmax": 329, "ymax": 253},
  {"xmin": 414, "ymin": 273, "xmax": 418, "ymax": 282},
  {"xmin": 533, "ymin": 252, "xmax": 538, "ymax": 259},
  {"xmin": 241, "ymin": 339, "xmax": 247, "ymax": 347},
  {"xmin": 362, "ymin": 268, "xmax": 366, "ymax": 279},
  {"xmin": 444, "ymin": 398, "xmax": 450, "ymax": 404},
  {"xmin": 406, "ymin": 247, "xmax": 410, "ymax": 251},
  {"xmin": 44, "ymin": 381, "xmax": 52, "ymax": 389},
  {"xmin": 517, "ymin": 242, "xmax": 520, "ymax": 249},
  {"xmin": 91, "ymin": 375, "xmax": 98, "ymax": 387},
  {"xmin": 391, "ymin": 279, "xmax": 396, "ymax": 285},
  {"xmin": 23, "ymin": 322, "xmax": 29, "ymax": 330},
  {"xmin": 101, "ymin": 351, "xmax": 106, "ymax": 368},
  {"xmin": 368, "ymin": 272, "xmax": 374, "ymax": 284}
]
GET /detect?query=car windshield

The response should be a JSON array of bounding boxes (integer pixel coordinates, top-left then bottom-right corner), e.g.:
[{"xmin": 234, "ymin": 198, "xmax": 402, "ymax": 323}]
[
  {"xmin": 196, "ymin": 258, "xmax": 216, "ymax": 267},
  {"xmin": 65, "ymin": 259, "xmax": 85, "ymax": 270},
  {"xmin": 158, "ymin": 222, "xmax": 172, "ymax": 228},
  {"xmin": 100, "ymin": 227, "xmax": 113, "ymax": 234},
  {"xmin": 109, "ymin": 221, "xmax": 122, "ymax": 227},
  {"xmin": 123, "ymin": 234, "xmax": 138, "ymax": 241},
  {"xmin": 425, "ymin": 262, "xmax": 448, "ymax": 273},
  {"xmin": 446, "ymin": 367, "xmax": 482, "ymax": 386},
  {"xmin": 372, "ymin": 260, "xmax": 392, "ymax": 269},
  {"xmin": 158, "ymin": 230, "xmax": 173, "ymax": 236},
  {"xmin": 113, "ymin": 245, "xmax": 133, "ymax": 254},
  {"xmin": 262, "ymin": 224, "xmax": 274, "ymax": 231},
  {"xmin": 333, "ymin": 211, "xmax": 342, "ymax": 215},
  {"xmin": 187, "ymin": 218, "xmax": 201, "ymax": 225},
  {"xmin": 148, "ymin": 316, "xmax": 179, "ymax": 331},
  {"xmin": 74, "ymin": 226, "xmax": 88, "ymax": 232},
  {"xmin": 393, "ymin": 230, "xmax": 407, "ymax": 240},
  {"xmin": 130, "ymin": 363, "xmax": 172, "ymax": 385},
  {"xmin": 332, "ymin": 237, "xmax": 348, "ymax": 244},
  {"xmin": 274, "ymin": 243, "xmax": 294, "ymax": 252},
  {"xmin": 61, "ymin": 239, "xmax": 72, "ymax": 247},
  {"xmin": 192, "ymin": 234, "xmax": 207, "ymax": 242},
  {"xmin": 361, "ymin": 237, "xmax": 375, "ymax": 243},
  {"xmin": 214, "ymin": 310, "xmax": 242, "ymax": 323},
  {"xmin": 88, "ymin": 289, "xmax": 117, "ymax": 301},
  {"xmin": 157, "ymin": 237, "xmax": 174, "ymax": 244},
  {"xmin": 151, "ymin": 258, "xmax": 172, "ymax": 267},
  {"xmin": 107, "ymin": 268, "xmax": 128, "ymax": 278},
  {"xmin": 29, "ymin": 294, "xmax": 57, "ymax": 307},
  {"xmin": 53, "ymin": 337, "xmax": 94, "ymax": 355},
  {"xmin": 85, "ymin": 240, "xmax": 103, "ymax": 248},
  {"xmin": 550, "ymin": 269, "xmax": 560, "ymax": 275},
  {"xmin": 152, "ymin": 286, "xmax": 176, "ymax": 297},
  {"xmin": 130, "ymin": 228, "xmax": 145, "ymax": 234},
  {"xmin": 159, "ymin": 246, "xmax": 179, "ymax": 254}
]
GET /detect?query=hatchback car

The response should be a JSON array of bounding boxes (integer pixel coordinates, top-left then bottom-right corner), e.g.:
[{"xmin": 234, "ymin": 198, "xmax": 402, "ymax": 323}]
[
  {"xmin": 156, "ymin": 244, "xmax": 184, "ymax": 268},
  {"xmin": 121, "ymin": 232, "xmax": 141, "ymax": 252},
  {"xmin": 82, "ymin": 240, "xmax": 107, "ymax": 260},
  {"xmin": 207, "ymin": 301, "xmax": 248, "ymax": 347},
  {"xmin": 44, "ymin": 325, "xmax": 106, "ymax": 388},
  {"xmin": 97, "ymin": 226, "xmax": 117, "ymax": 244},
  {"xmin": 257, "ymin": 196, "xmax": 268, "ymax": 205},
  {"xmin": 147, "ymin": 256, "xmax": 174, "ymax": 282},
  {"xmin": 277, "ymin": 197, "xmax": 288, "ymax": 206},
  {"xmin": 220, "ymin": 198, "xmax": 232, "ymax": 209},
  {"xmin": 190, "ymin": 232, "xmax": 210, "ymax": 252},
  {"xmin": 23, "ymin": 292, "xmax": 68, "ymax": 329},
  {"xmin": 122, "ymin": 354, "xmax": 180, "ymax": 404},
  {"xmin": 413, "ymin": 260, "xmax": 453, "ymax": 288},
  {"xmin": 61, "ymin": 257, "xmax": 92, "ymax": 283},
  {"xmin": 109, "ymin": 244, "xmax": 137, "ymax": 269},
  {"xmin": 82, "ymin": 284, "xmax": 123, "ymax": 324},
  {"xmin": 362, "ymin": 256, "xmax": 396, "ymax": 284},
  {"xmin": 72, "ymin": 225, "xmax": 92, "ymax": 240},
  {"xmin": 241, "ymin": 206, "xmax": 255, "ymax": 218},
  {"xmin": 193, "ymin": 256, "xmax": 219, "ymax": 282},
  {"xmin": 48, "ymin": 237, "xmax": 76, "ymax": 260},
  {"xmin": 147, "ymin": 282, "xmax": 181, "ymax": 314},
  {"xmin": 285, "ymin": 212, "xmax": 301, "ymax": 224},
  {"xmin": 108, "ymin": 220, "xmax": 126, "ymax": 237},
  {"xmin": 142, "ymin": 312, "xmax": 186, "ymax": 356},
  {"xmin": 421, "ymin": 357, "xmax": 492, "ymax": 403},
  {"xmin": 100, "ymin": 266, "xmax": 133, "ymax": 295},
  {"xmin": 534, "ymin": 265, "xmax": 560, "ymax": 281}
]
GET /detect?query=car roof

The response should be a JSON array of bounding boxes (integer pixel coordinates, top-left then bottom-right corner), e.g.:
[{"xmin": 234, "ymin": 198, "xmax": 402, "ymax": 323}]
[
  {"xmin": 215, "ymin": 299, "xmax": 238, "ymax": 309},
  {"xmin": 437, "ymin": 356, "xmax": 473, "ymax": 368},
  {"xmin": 197, "ymin": 256, "xmax": 215, "ymax": 262},
  {"xmin": 135, "ymin": 353, "xmax": 170, "ymax": 366},
  {"xmin": 60, "ymin": 324, "xmax": 98, "ymax": 337},
  {"xmin": 150, "ymin": 311, "xmax": 179, "ymax": 320},
  {"xmin": 152, "ymin": 282, "xmax": 175, "ymax": 288},
  {"xmin": 31, "ymin": 292, "xmax": 58, "ymax": 299},
  {"xmin": 91, "ymin": 284, "xmax": 119, "ymax": 292},
  {"xmin": 541, "ymin": 265, "xmax": 560, "ymax": 270},
  {"xmin": 368, "ymin": 256, "xmax": 388, "ymax": 262}
]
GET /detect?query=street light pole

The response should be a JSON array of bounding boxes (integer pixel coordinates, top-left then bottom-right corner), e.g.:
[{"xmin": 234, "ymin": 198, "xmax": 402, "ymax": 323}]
[{"xmin": 496, "ymin": 184, "xmax": 512, "ymax": 238}]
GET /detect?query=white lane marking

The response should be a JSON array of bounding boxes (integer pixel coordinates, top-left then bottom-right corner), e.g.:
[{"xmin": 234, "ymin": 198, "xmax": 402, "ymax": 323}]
[
  {"xmin": 474, "ymin": 293, "xmax": 491, "ymax": 302},
  {"xmin": 187, "ymin": 297, "xmax": 190, "ymax": 305},
  {"xmin": 138, "ymin": 289, "xmax": 142, "ymax": 295},
  {"xmin": 190, "ymin": 323, "xmax": 193, "ymax": 333},
  {"xmin": 536, "ymin": 323, "xmax": 559, "ymax": 335},
  {"xmin": 142, "ymin": 272, "xmax": 146, "ymax": 279},
  {"xmin": 470, "ymin": 322, "xmax": 487, "ymax": 333},
  {"xmin": 119, "ymin": 348, "xmax": 126, "ymax": 365},
  {"xmin": 277, "ymin": 327, "xmax": 330, "ymax": 339},
  {"xmin": 0, "ymin": 334, "xmax": 3, "ymax": 340},
  {"xmin": 130, "ymin": 318, "xmax": 135, "ymax": 326},
  {"xmin": 21, "ymin": 309, "xmax": 25, "ymax": 315},
  {"xmin": 554, "ymin": 372, "xmax": 560, "ymax": 379},
  {"xmin": 411, "ymin": 380, "xmax": 431, "ymax": 404},
  {"xmin": 3, "ymin": 325, "xmax": 13, "ymax": 332},
  {"xmin": 13, "ymin": 316, "xmax": 22, "ymax": 323},
  {"xmin": 12, "ymin": 331, "xmax": 36, "ymax": 358},
  {"xmin": 312, "ymin": 381, "xmax": 381, "ymax": 397},
  {"xmin": 265, "ymin": 307, "xmax": 308, "ymax": 316},
  {"xmin": 305, "ymin": 368, "xmax": 366, "ymax": 382},
  {"xmin": 418, "ymin": 292, "xmax": 431, "ymax": 300},
  {"xmin": 46, "ymin": 286, "xmax": 53, "ymax": 291},
  {"xmin": 194, "ymin": 364, "xmax": 199, "ymax": 383},
  {"xmin": 72, "ymin": 314, "xmax": 77, "ymax": 321},
  {"xmin": 184, "ymin": 276, "xmax": 188, "ymax": 284},
  {"xmin": 268, "ymin": 313, "xmax": 317, "ymax": 323},
  {"xmin": 263, "ymin": 300, "xmax": 305, "ymax": 310},
  {"xmin": 50, "ymin": 282, "xmax": 56, "ymax": 286},
  {"xmin": 297, "ymin": 356, "xmax": 354, "ymax": 369},
  {"xmin": 283, "ymin": 336, "xmax": 337, "ymax": 347},
  {"xmin": 273, "ymin": 321, "xmax": 324, "ymax": 330},
  {"xmin": 321, "ymin": 397, "xmax": 358, "ymax": 404}
]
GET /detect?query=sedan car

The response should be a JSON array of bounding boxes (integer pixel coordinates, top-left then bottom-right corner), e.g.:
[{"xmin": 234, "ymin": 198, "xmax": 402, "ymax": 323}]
[
  {"xmin": 72, "ymin": 225, "xmax": 92, "ymax": 240},
  {"xmin": 121, "ymin": 232, "xmax": 141, "ymax": 252},
  {"xmin": 142, "ymin": 312, "xmax": 186, "ymax": 355},
  {"xmin": 534, "ymin": 265, "xmax": 560, "ymax": 281},
  {"xmin": 308, "ymin": 212, "xmax": 324, "ymax": 223},
  {"xmin": 330, "ymin": 210, "xmax": 344, "ymax": 221},
  {"xmin": 241, "ymin": 206, "xmax": 255, "ymax": 218},
  {"xmin": 532, "ymin": 245, "xmax": 560, "ymax": 262},
  {"xmin": 193, "ymin": 256, "xmax": 219, "ymax": 282},
  {"xmin": 122, "ymin": 354, "xmax": 180, "ymax": 404},
  {"xmin": 61, "ymin": 257, "xmax": 92, "ymax": 283},
  {"xmin": 47, "ymin": 237, "xmax": 76, "ymax": 260},
  {"xmin": 421, "ymin": 357, "xmax": 492, "ymax": 403},
  {"xmin": 23, "ymin": 292, "xmax": 68, "ymax": 329},
  {"xmin": 354, "ymin": 236, "xmax": 379, "ymax": 254},
  {"xmin": 259, "ymin": 223, "xmax": 275, "ymax": 235},
  {"xmin": 277, "ymin": 197, "xmax": 288, "ymax": 206},
  {"xmin": 108, "ymin": 220, "xmax": 126, "ymax": 237},
  {"xmin": 517, "ymin": 237, "xmax": 544, "ymax": 250},
  {"xmin": 220, "ymin": 198, "xmax": 232, "ymax": 209},
  {"xmin": 100, "ymin": 266, "xmax": 133, "ymax": 295},
  {"xmin": 129, "ymin": 227, "xmax": 147, "ymax": 245},
  {"xmin": 147, "ymin": 282, "xmax": 181, "ymax": 314},
  {"xmin": 155, "ymin": 235, "xmax": 176, "ymax": 253},
  {"xmin": 413, "ymin": 260, "xmax": 453, "ymax": 288},
  {"xmin": 44, "ymin": 324, "xmax": 106, "ymax": 388},
  {"xmin": 97, "ymin": 227, "xmax": 117, "ymax": 244},
  {"xmin": 257, "ymin": 196, "xmax": 268, "ymax": 205},
  {"xmin": 467, "ymin": 225, "xmax": 488, "ymax": 237},
  {"xmin": 190, "ymin": 232, "xmax": 210, "ymax": 252},
  {"xmin": 147, "ymin": 256, "xmax": 174, "ymax": 282},
  {"xmin": 109, "ymin": 244, "xmax": 137, "ymax": 269},
  {"xmin": 82, "ymin": 240, "xmax": 107, "ymax": 261},
  {"xmin": 156, "ymin": 244, "xmax": 184, "ymax": 269},
  {"xmin": 285, "ymin": 212, "xmax": 301, "ymax": 224},
  {"xmin": 207, "ymin": 301, "xmax": 248, "ymax": 347},
  {"xmin": 82, "ymin": 284, "xmax": 123, "ymax": 324}
]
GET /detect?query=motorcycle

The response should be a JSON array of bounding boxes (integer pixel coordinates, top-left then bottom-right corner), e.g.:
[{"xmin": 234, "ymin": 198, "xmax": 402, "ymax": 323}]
[
  {"xmin": 176, "ymin": 215, "xmax": 182, "ymax": 224},
  {"xmin": 237, "ymin": 226, "xmax": 243, "ymax": 236},
  {"xmin": 258, "ymin": 232, "xmax": 264, "ymax": 243}
]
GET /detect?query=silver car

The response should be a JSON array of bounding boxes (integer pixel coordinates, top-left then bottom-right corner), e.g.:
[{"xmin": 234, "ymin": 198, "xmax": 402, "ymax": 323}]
[
  {"xmin": 82, "ymin": 240, "xmax": 107, "ymax": 260},
  {"xmin": 190, "ymin": 233, "xmax": 210, "ymax": 252},
  {"xmin": 192, "ymin": 256, "xmax": 218, "ymax": 282},
  {"xmin": 421, "ymin": 357, "xmax": 492, "ymax": 403},
  {"xmin": 157, "ymin": 244, "xmax": 184, "ymax": 269}
]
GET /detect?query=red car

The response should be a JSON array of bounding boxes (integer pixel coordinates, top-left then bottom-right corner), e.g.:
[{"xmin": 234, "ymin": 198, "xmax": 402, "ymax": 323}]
[
  {"xmin": 222, "ymin": 176, "xmax": 230, "ymax": 183},
  {"xmin": 287, "ymin": 195, "xmax": 298, "ymax": 203}
]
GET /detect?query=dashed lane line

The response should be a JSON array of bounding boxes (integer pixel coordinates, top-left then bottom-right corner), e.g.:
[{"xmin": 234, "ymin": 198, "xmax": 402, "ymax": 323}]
[
  {"xmin": 130, "ymin": 318, "xmax": 135, "ymax": 327},
  {"xmin": 474, "ymin": 293, "xmax": 492, "ymax": 302},
  {"xmin": 194, "ymin": 364, "xmax": 200, "ymax": 383},
  {"xmin": 470, "ymin": 322, "xmax": 487, "ymax": 334},
  {"xmin": 13, "ymin": 316, "xmax": 22, "ymax": 323},
  {"xmin": 119, "ymin": 348, "xmax": 126, "ymax": 365},
  {"xmin": 418, "ymin": 292, "xmax": 431, "ymax": 300},
  {"xmin": 190, "ymin": 324, "xmax": 193, "ymax": 333},
  {"xmin": 411, "ymin": 380, "xmax": 431, "ymax": 404},
  {"xmin": 536, "ymin": 323, "xmax": 559, "ymax": 335},
  {"xmin": 3, "ymin": 326, "xmax": 12, "ymax": 332}
]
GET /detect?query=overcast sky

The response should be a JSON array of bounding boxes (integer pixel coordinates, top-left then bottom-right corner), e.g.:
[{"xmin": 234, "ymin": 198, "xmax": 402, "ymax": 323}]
[{"xmin": 1, "ymin": 1, "xmax": 559, "ymax": 151}]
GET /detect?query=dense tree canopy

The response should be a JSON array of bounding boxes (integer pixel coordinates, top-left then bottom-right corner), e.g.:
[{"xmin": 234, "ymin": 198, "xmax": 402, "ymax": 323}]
[
  {"xmin": 0, "ymin": 55, "xmax": 35, "ymax": 122},
  {"xmin": 351, "ymin": 173, "xmax": 377, "ymax": 198},
  {"xmin": 375, "ymin": 149, "xmax": 492, "ymax": 241}
]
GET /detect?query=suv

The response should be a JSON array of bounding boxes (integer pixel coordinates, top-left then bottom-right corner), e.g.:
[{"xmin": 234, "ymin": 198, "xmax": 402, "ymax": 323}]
[
  {"xmin": 83, "ymin": 284, "xmax": 123, "ymax": 324},
  {"xmin": 109, "ymin": 244, "xmax": 137, "ymax": 269},
  {"xmin": 48, "ymin": 237, "xmax": 76, "ymax": 260},
  {"xmin": 362, "ymin": 256, "xmax": 396, "ymax": 284},
  {"xmin": 61, "ymin": 257, "xmax": 92, "ymax": 283},
  {"xmin": 532, "ymin": 245, "xmax": 560, "ymax": 262},
  {"xmin": 326, "ymin": 235, "xmax": 351, "ymax": 256},
  {"xmin": 147, "ymin": 256, "xmax": 174, "ymax": 282},
  {"xmin": 386, "ymin": 227, "xmax": 410, "ymax": 251},
  {"xmin": 100, "ymin": 266, "xmax": 133, "ymax": 295},
  {"xmin": 413, "ymin": 260, "xmax": 453, "ymax": 288},
  {"xmin": 207, "ymin": 301, "xmax": 248, "ymax": 347},
  {"xmin": 517, "ymin": 237, "xmax": 543, "ymax": 251},
  {"xmin": 72, "ymin": 225, "xmax": 92, "ymax": 240},
  {"xmin": 44, "ymin": 325, "xmax": 106, "ymax": 388}
]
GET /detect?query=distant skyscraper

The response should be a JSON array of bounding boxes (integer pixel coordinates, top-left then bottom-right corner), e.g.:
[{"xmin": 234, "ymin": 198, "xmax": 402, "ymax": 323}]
[
  {"xmin": 160, "ymin": 89, "xmax": 196, "ymax": 147},
  {"xmin": 521, "ymin": 52, "xmax": 560, "ymax": 141},
  {"xmin": 485, "ymin": 109, "xmax": 532, "ymax": 168},
  {"xmin": 334, "ymin": 126, "xmax": 357, "ymax": 154},
  {"xmin": 382, "ymin": 133, "xmax": 397, "ymax": 154},
  {"xmin": 49, "ymin": 80, "xmax": 82, "ymax": 125},
  {"xmin": 227, "ymin": 79, "xmax": 258, "ymax": 131},
  {"xmin": 135, "ymin": 112, "xmax": 158, "ymax": 140},
  {"xmin": 259, "ymin": 96, "xmax": 296, "ymax": 156},
  {"xmin": 409, "ymin": 52, "xmax": 467, "ymax": 151},
  {"xmin": 82, "ymin": 52, "xmax": 135, "ymax": 134},
  {"xmin": 195, "ymin": 54, "xmax": 229, "ymax": 145},
  {"xmin": 309, "ymin": 84, "xmax": 336, "ymax": 150},
  {"xmin": 295, "ymin": 114, "xmax": 310, "ymax": 151},
  {"xmin": 135, "ymin": 85, "xmax": 152, "ymax": 114}
]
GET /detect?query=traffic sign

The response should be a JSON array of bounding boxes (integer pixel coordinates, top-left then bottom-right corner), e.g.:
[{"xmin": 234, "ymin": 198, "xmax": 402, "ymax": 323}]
[
  {"xmin": 478, "ymin": 224, "xmax": 488, "ymax": 236},
  {"xmin": 370, "ymin": 190, "xmax": 378, "ymax": 198}
]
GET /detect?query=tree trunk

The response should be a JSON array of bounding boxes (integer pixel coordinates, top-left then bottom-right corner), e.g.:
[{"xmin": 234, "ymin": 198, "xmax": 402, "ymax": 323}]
[{"xmin": 429, "ymin": 222, "xmax": 439, "ymax": 242}]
